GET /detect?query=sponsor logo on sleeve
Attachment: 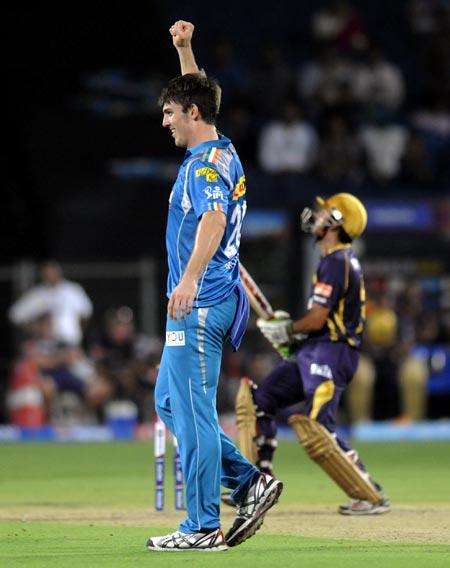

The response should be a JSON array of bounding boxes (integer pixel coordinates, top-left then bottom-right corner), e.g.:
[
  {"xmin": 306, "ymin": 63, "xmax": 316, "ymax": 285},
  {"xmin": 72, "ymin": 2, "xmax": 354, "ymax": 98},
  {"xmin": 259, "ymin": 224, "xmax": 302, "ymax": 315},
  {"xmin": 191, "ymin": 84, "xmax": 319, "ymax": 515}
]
[
  {"xmin": 166, "ymin": 331, "xmax": 186, "ymax": 346},
  {"xmin": 195, "ymin": 167, "xmax": 219, "ymax": 182},
  {"xmin": 314, "ymin": 282, "xmax": 333, "ymax": 298},
  {"xmin": 232, "ymin": 175, "xmax": 246, "ymax": 200},
  {"xmin": 204, "ymin": 186, "xmax": 224, "ymax": 200}
]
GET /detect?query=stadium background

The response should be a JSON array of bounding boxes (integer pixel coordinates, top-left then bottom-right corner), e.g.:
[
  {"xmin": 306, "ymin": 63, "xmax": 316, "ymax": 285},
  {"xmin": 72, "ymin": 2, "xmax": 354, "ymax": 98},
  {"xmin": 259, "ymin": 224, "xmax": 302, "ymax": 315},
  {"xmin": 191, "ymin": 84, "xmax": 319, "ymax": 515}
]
[
  {"xmin": 2, "ymin": 2, "xmax": 450, "ymax": 566},
  {"xmin": 2, "ymin": 0, "xmax": 450, "ymax": 434}
]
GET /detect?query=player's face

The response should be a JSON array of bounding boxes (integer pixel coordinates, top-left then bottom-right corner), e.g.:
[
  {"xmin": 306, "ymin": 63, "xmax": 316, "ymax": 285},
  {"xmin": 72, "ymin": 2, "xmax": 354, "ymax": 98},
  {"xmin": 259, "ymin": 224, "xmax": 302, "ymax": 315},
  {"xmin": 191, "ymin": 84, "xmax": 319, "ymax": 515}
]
[
  {"xmin": 312, "ymin": 208, "xmax": 332, "ymax": 237},
  {"xmin": 162, "ymin": 102, "xmax": 192, "ymax": 148}
]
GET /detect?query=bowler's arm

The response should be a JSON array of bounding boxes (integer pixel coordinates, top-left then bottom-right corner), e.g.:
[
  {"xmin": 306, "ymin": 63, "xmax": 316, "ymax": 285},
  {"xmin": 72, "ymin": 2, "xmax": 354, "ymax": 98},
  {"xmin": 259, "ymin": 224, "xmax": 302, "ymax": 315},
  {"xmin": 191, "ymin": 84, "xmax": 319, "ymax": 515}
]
[
  {"xmin": 169, "ymin": 20, "xmax": 222, "ymax": 109},
  {"xmin": 168, "ymin": 211, "xmax": 226, "ymax": 320},
  {"xmin": 169, "ymin": 20, "xmax": 202, "ymax": 75}
]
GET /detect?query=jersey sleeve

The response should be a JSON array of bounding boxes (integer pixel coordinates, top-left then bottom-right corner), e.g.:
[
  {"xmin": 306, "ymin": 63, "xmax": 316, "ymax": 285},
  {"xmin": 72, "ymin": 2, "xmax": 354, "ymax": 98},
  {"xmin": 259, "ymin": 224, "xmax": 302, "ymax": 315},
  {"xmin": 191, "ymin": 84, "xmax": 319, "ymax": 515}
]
[
  {"xmin": 311, "ymin": 256, "xmax": 345, "ymax": 309},
  {"xmin": 187, "ymin": 159, "xmax": 229, "ymax": 219}
]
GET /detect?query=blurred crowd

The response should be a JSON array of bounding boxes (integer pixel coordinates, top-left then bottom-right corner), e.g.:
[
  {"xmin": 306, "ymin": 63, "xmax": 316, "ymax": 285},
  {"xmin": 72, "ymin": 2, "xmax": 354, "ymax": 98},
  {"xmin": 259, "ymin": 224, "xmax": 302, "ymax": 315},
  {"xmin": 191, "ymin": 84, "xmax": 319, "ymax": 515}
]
[
  {"xmin": 3, "ymin": 0, "xmax": 450, "ymax": 429},
  {"xmin": 5, "ymin": 261, "xmax": 450, "ymax": 428},
  {"xmin": 211, "ymin": 0, "xmax": 450, "ymax": 191},
  {"xmin": 6, "ymin": 262, "xmax": 162, "ymax": 428},
  {"xmin": 221, "ymin": 275, "xmax": 450, "ymax": 424}
]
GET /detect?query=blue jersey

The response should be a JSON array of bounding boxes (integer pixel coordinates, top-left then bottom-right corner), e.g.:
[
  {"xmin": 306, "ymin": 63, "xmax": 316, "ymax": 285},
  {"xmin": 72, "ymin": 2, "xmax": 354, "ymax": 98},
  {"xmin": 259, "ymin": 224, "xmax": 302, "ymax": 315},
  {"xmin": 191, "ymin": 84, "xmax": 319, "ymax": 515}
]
[{"xmin": 166, "ymin": 134, "xmax": 247, "ymax": 307}]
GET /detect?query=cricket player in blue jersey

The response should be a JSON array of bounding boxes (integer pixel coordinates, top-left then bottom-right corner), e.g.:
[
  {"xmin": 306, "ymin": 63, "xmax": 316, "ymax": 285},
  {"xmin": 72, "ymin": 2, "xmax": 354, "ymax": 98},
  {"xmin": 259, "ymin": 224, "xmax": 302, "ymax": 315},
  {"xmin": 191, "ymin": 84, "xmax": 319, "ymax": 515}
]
[
  {"xmin": 146, "ymin": 21, "xmax": 282, "ymax": 552},
  {"xmin": 234, "ymin": 193, "xmax": 390, "ymax": 516}
]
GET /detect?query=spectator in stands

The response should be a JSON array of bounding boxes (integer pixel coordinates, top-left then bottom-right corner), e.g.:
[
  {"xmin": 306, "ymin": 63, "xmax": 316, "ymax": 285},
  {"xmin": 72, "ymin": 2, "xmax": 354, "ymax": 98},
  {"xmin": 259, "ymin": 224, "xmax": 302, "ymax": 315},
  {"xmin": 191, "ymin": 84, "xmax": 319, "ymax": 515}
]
[
  {"xmin": 206, "ymin": 36, "xmax": 250, "ymax": 104},
  {"xmin": 220, "ymin": 102, "xmax": 258, "ymax": 166},
  {"xmin": 311, "ymin": 0, "xmax": 368, "ymax": 53},
  {"xmin": 353, "ymin": 46, "xmax": 405, "ymax": 111},
  {"xmin": 297, "ymin": 48, "xmax": 354, "ymax": 114},
  {"xmin": 318, "ymin": 113, "xmax": 363, "ymax": 184},
  {"xmin": 347, "ymin": 293, "xmax": 400, "ymax": 421},
  {"xmin": 408, "ymin": 0, "xmax": 443, "ymax": 37},
  {"xmin": 7, "ymin": 313, "xmax": 107, "ymax": 426},
  {"xmin": 408, "ymin": 0, "xmax": 450, "ymax": 94},
  {"xmin": 258, "ymin": 100, "xmax": 318, "ymax": 175},
  {"xmin": 249, "ymin": 43, "xmax": 294, "ymax": 118},
  {"xmin": 89, "ymin": 306, "xmax": 162, "ymax": 422},
  {"xmin": 410, "ymin": 95, "xmax": 450, "ymax": 184},
  {"xmin": 9, "ymin": 260, "xmax": 93, "ymax": 346},
  {"xmin": 359, "ymin": 110, "xmax": 408, "ymax": 184},
  {"xmin": 397, "ymin": 131, "xmax": 434, "ymax": 187}
]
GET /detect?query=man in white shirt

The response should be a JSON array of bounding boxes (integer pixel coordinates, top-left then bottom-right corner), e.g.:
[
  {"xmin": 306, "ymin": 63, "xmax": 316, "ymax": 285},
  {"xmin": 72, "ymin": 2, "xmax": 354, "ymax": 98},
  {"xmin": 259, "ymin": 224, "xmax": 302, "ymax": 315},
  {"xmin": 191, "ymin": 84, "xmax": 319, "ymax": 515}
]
[
  {"xmin": 258, "ymin": 101, "xmax": 318, "ymax": 174},
  {"xmin": 9, "ymin": 261, "xmax": 93, "ymax": 346}
]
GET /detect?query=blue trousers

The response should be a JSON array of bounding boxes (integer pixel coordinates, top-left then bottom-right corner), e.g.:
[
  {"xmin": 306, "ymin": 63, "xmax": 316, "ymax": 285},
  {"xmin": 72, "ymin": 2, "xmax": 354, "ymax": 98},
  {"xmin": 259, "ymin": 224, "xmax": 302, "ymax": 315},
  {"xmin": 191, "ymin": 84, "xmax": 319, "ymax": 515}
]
[{"xmin": 155, "ymin": 291, "xmax": 258, "ymax": 533}]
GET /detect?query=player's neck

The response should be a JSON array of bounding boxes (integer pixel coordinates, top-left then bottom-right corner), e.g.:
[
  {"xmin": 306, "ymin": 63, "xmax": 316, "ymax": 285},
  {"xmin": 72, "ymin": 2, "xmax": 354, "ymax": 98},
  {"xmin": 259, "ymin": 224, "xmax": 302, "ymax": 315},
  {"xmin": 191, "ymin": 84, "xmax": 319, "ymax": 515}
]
[
  {"xmin": 319, "ymin": 233, "xmax": 340, "ymax": 256},
  {"xmin": 187, "ymin": 124, "xmax": 219, "ymax": 148}
]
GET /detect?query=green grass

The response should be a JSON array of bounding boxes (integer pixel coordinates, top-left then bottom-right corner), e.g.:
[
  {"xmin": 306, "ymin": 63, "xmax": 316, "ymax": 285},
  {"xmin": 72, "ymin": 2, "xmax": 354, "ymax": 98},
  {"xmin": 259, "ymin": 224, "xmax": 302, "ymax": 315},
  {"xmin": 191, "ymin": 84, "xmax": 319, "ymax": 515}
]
[
  {"xmin": 1, "ymin": 440, "xmax": 450, "ymax": 567},
  {"xmin": 1, "ymin": 523, "xmax": 450, "ymax": 568}
]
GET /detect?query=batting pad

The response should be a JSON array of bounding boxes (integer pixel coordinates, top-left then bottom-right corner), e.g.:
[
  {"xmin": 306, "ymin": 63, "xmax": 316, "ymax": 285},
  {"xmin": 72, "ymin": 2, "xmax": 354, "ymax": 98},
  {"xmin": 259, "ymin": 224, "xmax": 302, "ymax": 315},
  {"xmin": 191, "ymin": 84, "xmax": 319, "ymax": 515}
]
[
  {"xmin": 235, "ymin": 378, "xmax": 257, "ymax": 463},
  {"xmin": 288, "ymin": 414, "xmax": 382, "ymax": 504}
]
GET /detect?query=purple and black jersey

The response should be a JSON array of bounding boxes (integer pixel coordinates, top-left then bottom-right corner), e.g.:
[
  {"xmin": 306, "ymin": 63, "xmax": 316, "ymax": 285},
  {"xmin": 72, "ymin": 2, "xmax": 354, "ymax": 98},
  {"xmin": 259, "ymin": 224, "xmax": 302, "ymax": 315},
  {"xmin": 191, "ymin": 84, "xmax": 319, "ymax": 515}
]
[{"xmin": 307, "ymin": 245, "xmax": 365, "ymax": 349}]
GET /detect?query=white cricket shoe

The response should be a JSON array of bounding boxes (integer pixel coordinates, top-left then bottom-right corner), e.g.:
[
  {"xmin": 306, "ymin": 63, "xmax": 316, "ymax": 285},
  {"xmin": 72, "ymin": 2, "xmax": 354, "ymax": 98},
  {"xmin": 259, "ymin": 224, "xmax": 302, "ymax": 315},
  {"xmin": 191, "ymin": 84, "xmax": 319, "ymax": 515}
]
[
  {"xmin": 225, "ymin": 472, "xmax": 283, "ymax": 547},
  {"xmin": 338, "ymin": 498, "xmax": 391, "ymax": 515},
  {"xmin": 146, "ymin": 528, "xmax": 228, "ymax": 552}
]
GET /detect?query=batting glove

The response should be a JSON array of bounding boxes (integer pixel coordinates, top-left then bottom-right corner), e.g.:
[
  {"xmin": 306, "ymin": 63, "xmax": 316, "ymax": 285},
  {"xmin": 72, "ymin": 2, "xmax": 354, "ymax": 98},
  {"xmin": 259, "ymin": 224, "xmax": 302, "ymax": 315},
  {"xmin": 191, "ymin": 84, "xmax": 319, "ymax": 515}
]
[{"xmin": 257, "ymin": 317, "xmax": 293, "ymax": 346}]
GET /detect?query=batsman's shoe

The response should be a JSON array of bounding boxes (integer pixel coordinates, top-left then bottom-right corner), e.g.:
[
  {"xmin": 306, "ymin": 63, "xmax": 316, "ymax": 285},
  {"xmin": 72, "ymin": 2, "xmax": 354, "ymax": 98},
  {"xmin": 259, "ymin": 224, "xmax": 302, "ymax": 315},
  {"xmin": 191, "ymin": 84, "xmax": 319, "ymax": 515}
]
[
  {"xmin": 146, "ymin": 528, "xmax": 228, "ymax": 552},
  {"xmin": 338, "ymin": 497, "xmax": 391, "ymax": 516},
  {"xmin": 225, "ymin": 473, "xmax": 283, "ymax": 547}
]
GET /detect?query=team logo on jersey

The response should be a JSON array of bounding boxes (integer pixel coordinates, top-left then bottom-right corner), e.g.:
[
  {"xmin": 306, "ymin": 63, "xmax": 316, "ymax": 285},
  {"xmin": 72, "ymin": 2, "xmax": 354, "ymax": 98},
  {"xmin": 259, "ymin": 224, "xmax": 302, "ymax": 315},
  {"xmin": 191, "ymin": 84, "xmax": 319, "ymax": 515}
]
[
  {"xmin": 310, "ymin": 363, "xmax": 333, "ymax": 379},
  {"xmin": 204, "ymin": 186, "xmax": 224, "ymax": 200},
  {"xmin": 166, "ymin": 331, "xmax": 185, "ymax": 346},
  {"xmin": 314, "ymin": 282, "xmax": 333, "ymax": 298},
  {"xmin": 232, "ymin": 175, "xmax": 246, "ymax": 200},
  {"xmin": 195, "ymin": 166, "xmax": 219, "ymax": 182}
]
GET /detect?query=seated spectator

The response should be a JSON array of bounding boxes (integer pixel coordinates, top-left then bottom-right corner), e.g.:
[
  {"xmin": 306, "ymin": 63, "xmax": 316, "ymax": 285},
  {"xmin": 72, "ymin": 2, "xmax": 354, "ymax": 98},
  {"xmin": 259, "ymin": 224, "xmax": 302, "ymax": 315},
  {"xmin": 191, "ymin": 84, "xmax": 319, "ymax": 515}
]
[
  {"xmin": 408, "ymin": 1, "xmax": 450, "ymax": 94},
  {"xmin": 410, "ymin": 95, "xmax": 450, "ymax": 182},
  {"xmin": 397, "ymin": 131, "xmax": 435, "ymax": 187},
  {"xmin": 249, "ymin": 43, "xmax": 294, "ymax": 118},
  {"xmin": 89, "ymin": 306, "xmax": 162, "ymax": 422},
  {"xmin": 347, "ymin": 293, "xmax": 400, "ymax": 422},
  {"xmin": 353, "ymin": 46, "xmax": 405, "ymax": 111},
  {"xmin": 219, "ymin": 102, "xmax": 258, "ymax": 166},
  {"xmin": 9, "ymin": 260, "xmax": 92, "ymax": 347},
  {"xmin": 408, "ymin": 0, "xmax": 443, "ymax": 36},
  {"xmin": 205, "ymin": 37, "xmax": 250, "ymax": 104},
  {"xmin": 7, "ymin": 314, "xmax": 106, "ymax": 426},
  {"xmin": 359, "ymin": 109, "xmax": 408, "ymax": 184},
  {"xmin": 297, "ymin": 48, "xmax": 354, "ymax": 113},
  {"xmin": 318, "ymin": 113, "xmax": 363, "ymax": 184},
  {"xmin": 258, "ymin": 101, "xmax": 318, "ymax": 175},
  {"xmin": 311, "ymin": 0, "xmax": 368, "ymax": 52}
]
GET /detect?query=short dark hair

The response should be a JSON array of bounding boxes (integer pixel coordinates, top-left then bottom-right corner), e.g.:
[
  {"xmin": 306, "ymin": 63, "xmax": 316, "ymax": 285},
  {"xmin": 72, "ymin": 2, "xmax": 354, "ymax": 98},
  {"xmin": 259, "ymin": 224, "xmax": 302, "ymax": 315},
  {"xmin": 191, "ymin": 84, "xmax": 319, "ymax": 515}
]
[
  {"xmin": 158, "ymin": 73, "xmax": 220, "ymax": 125},
  {"xmin": 338, "ymin": 226, "xmax": 353, "ymax": 243}
]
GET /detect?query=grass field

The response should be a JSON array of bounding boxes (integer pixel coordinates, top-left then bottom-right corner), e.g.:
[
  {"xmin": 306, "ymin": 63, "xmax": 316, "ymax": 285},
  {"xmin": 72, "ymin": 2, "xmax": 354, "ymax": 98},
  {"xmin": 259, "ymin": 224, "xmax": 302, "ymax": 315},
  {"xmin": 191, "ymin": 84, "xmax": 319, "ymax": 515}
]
[{"xmin": 1, "ymin": 439, "xmax": 450, "ymax": 567}]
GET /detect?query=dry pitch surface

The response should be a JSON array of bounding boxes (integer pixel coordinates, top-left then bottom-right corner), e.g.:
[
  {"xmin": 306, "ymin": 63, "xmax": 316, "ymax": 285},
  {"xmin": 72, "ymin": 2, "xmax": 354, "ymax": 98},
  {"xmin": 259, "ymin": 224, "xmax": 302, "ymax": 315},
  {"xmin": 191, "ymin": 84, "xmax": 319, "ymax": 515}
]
[{"xmin": 1, "ymin": 503, "xmax": 449, "ymax": 545}]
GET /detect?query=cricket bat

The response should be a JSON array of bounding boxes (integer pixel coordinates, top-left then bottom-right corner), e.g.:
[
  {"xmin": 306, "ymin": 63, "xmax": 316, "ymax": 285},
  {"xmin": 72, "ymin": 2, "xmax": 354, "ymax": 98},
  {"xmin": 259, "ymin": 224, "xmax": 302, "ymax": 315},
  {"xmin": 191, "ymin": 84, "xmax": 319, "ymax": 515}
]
[{"xmin": 239, "ymin": 262, "xmax": 274, "ymax": 320}]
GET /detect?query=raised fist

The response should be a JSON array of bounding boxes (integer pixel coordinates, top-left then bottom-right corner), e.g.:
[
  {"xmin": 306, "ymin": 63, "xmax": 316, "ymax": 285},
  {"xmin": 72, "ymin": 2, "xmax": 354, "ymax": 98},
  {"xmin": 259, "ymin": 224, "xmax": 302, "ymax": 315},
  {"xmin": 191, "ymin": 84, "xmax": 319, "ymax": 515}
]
[{"xmin": 169, "ymin": 20, "xmax": 194, "ymax": 48}]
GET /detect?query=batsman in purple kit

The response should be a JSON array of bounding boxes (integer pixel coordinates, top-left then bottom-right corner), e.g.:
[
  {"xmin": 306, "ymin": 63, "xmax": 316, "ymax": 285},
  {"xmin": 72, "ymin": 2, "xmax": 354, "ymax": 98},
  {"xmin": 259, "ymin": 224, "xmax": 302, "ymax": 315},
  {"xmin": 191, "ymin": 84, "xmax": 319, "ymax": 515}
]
[{"xmin": 234, "ymin": 193, "xmax": 390, "ymax": 515}]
